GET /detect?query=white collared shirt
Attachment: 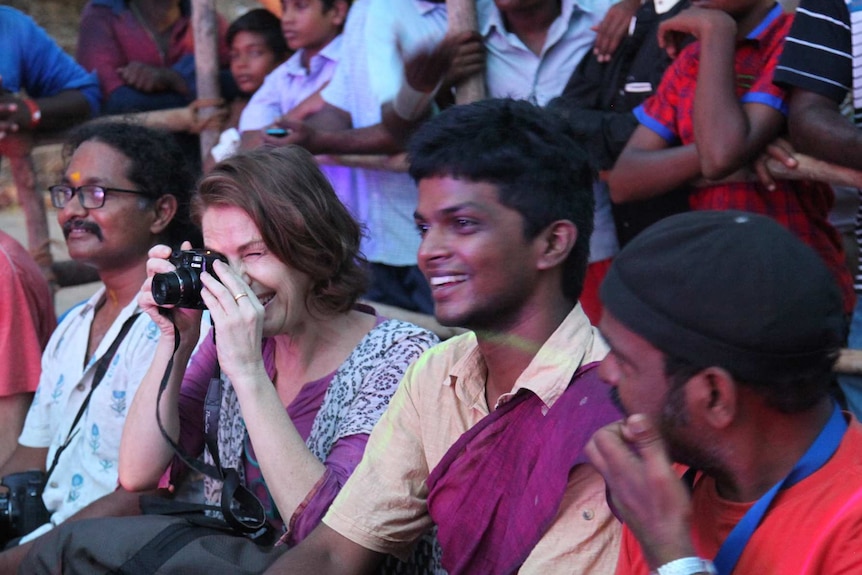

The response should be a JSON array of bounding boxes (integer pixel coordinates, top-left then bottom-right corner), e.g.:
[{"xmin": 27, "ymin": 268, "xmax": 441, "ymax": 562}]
[
  {"xmin": 19, "ymin": 288, "xmax": 160, "ymax": 541},
  {"xmin": 239, "ymin": 35, "xmax": 345, "ymax": 131},
  {"xmin": 479, "ymin": 0, "xmax": 615, "ymax": 106}
]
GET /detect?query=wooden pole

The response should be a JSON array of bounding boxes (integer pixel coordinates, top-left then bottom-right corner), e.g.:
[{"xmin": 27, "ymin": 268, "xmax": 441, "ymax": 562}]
[
  {"xmin": 4, "ymin": 144, "xmax": 52, "ymax": 273},
  {"xmin": 191, "ymin": 0, "xmax": 221, "ymax": 166},
  {"xmin": 447, "ymin": 0, "xmax": 485, "ymax": 104}
]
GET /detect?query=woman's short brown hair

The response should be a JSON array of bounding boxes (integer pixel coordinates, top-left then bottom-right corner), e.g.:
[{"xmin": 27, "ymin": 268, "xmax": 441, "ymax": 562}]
[{"xmin": 192, "ymin": 146, "xmax": 368, "ymax": 315}]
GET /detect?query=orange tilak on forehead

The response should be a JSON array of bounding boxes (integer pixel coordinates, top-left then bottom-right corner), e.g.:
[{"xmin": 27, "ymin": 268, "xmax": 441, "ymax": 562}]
[{"xmin": 69, "ymin": 171, "xmax": 81, "ymax": 185}]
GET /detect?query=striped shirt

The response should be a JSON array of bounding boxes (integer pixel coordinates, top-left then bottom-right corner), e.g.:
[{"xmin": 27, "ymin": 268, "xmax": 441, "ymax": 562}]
[
  {"xmin": 773, "ymin": 0, "xmax": 853, "ymax": 104},
  {"xmin": 774, "ymin": 0, "xmax": 862, "ymax": 294}
]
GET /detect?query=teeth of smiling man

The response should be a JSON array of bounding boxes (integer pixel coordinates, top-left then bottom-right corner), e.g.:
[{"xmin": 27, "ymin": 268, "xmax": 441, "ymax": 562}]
[{"xmin": 430, "ymin": 275, "xmax": 468, "ymax": 287}]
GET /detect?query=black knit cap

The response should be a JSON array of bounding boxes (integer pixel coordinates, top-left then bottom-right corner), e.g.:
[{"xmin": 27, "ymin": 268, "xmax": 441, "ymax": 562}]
[{"xmin": 600, "ymin": 210, "xmax": 844, "ymax": 382}]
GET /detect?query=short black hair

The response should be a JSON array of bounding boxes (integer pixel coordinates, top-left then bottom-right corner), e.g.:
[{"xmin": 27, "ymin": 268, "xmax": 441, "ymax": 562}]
[
  {"xmin": 407, "ymin": 98, "xmax": 594, "ymax": 303},
  {"xmin": 63, "ymin": 122, "xmax": 200, "ymax": 249},
  {"xmin": 227, "ymin": 8, "xmax": 289, "ymax": 61}
]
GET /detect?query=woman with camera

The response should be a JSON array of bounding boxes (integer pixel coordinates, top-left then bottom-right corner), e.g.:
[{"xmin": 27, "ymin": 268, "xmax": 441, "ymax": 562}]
[{"xmin": 118, "ymin": 146, "xmax": 439, "ymax": 545}]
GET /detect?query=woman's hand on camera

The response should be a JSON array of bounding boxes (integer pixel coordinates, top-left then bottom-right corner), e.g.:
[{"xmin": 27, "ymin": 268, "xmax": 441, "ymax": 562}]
[
  {"xmin": 139, "ymin": 242, "xmax": 202, "ymax": 344},
  {"xmin": 199, "ymin": 259, "xmax": 265, "ymax": 383}
]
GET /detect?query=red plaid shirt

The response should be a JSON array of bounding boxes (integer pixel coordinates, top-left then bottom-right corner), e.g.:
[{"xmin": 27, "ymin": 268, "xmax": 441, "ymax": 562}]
[{"xmin": 634, "ymin": 4, "xmax": 854, "ymax": 312}]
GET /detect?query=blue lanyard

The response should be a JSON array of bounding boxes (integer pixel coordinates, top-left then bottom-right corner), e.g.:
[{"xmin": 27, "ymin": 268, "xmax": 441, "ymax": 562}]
[{"xmin": 711, "ymin": 402, "xmax": 847, "ymax": 574}]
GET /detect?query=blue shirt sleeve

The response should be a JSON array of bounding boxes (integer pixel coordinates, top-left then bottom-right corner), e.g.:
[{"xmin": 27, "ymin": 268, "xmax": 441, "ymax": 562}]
[{"xmin": 0, "ymin": 7, "xmax": 102, "ymax": 115}]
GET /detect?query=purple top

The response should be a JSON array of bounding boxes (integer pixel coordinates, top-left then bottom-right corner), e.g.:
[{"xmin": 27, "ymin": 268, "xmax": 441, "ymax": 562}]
[
  {"xmin": 425, "ymin": 362, "xmax": 622, "ymax": 574},
  {"xmin": 171, "ymin": 329, "xmax": 371, "ymax": 541}
]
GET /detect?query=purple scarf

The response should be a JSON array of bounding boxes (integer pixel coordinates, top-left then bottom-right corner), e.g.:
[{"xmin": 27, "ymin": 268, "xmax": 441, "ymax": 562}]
[{"xmin": 425, "ymin": 362, "xmax": 621, "ymax": 575}]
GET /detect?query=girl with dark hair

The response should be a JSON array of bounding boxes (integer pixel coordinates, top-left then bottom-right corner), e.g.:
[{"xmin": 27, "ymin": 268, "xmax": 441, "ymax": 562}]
[
  {"xmin": 112, "ymin": 8, "xmax": 288, "ymax": 170},
  {"xmin": 207, "ymin": 8, "xmax": 289, "ymax": 167}
]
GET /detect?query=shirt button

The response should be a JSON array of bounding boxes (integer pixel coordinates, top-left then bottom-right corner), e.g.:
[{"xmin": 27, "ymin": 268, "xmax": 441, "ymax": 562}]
[
  {"xmin": 582, "ymin": 509, "xmax": 595, "ymax": 520},
  {"xmin": 49, "ymin": 481, "xmax": 59, "ymax": 489},
  {"xmin": 76, "ymin": 383, "xmax": 85, "ymax": 391}
]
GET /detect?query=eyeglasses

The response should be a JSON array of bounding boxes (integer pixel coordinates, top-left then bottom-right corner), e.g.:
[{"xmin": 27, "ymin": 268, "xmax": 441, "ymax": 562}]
[{"xmin": 48, "ymin": 184, "xmax": 153, "ymax": 209}]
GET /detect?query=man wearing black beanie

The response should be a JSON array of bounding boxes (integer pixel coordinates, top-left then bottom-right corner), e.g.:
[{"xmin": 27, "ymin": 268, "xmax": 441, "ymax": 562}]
[{"xmin": 585, "ymin": 210, "xmax": 862, "ymax": 575}]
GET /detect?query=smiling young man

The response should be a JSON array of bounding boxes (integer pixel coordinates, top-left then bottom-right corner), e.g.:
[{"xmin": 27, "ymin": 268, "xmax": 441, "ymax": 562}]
[
  {"xmin": 586, "ymin": 211, "xmax": 862, "ymax": 575},
  {"xmin": 264, "ymin": 98, "xmax": 622, "ymax": 574}
]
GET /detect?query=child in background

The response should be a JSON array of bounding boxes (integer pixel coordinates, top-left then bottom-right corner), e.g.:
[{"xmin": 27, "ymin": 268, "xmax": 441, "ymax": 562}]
[
  {"xmin": 208, "ymin": 8, "xmax": 289, "ymax": 166},
  {"xmin": 112, "ymin": 8, "xmax": 288, "ymax": 170},
  {"xmin": 238, "ymin": 0, "xmax": 350, "ymax": 147},
  {"xmin": 607, "ymin": 0, "xmax": 854, "ymax": 315}
]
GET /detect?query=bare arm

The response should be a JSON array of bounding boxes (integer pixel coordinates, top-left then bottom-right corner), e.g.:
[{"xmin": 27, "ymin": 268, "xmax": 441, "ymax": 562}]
[
  {"xmin": 108, "ymin": 97, "xmax": 229, "ymax": 135},
  {"xmin": 607, "ymin": 126, "xmax": 702, "ymax": 202},
  {"xmin": 118, "ymin": 332, "xmax": 193, "ymax": 490},
  {"xmin": 787, "ymin": 89, "xmax": 862, "ymax": 170},
  {"xmin": 591, "ymin": 0, "xmax": 641, "ymax": 62},
  {"xmin": 286, "ymin": 90, "xmax": 330, "ymax": 122},
  {"xmin": 610, "ymin": 7, "xmax": 788, "ymax": 202},
  {"xmin": 265, "ymin": 31, "xmax": 484, "ymax": 155},
  {"xmin": 265, "ymin": 523, "xmax": 384, "ymax": 574},
  {"xmin": 271, "ymin": 113, "xmax": 403, "ymax": 155},
  {"xmin": 0, "ymin": 90, "xmax": 92, "ymax": 137},
  {"xmin": 241, "ymin": 101, "xmax": 353, "ymax": 151},
  {"xmin": 0, "ymin": 445, "xmax": 48, "ymax": 478},
  {"xmin": 29, "ymin": 91, "xmax": 93, "ymax": 131},
  {"xmin": 0, "ymin": 394, "xmax": 33, "ymax": 468},
  {"xmin": 117, "ymin": 62, "xmax": 189, "ymax": 96},
  {"xmin": 270, "ymin": 92, "xmax": 430, "ymax": 156},
  {"xmin": 665, "ymin": 8, "xmax": 784, "ymax": 179},
  {"xmin": 118, "ymin": 245, "xmax": 202, "ymax": 491},
  {"xmin": 70, "ymin": 486, "xmax": 158, "ymax": 520}
]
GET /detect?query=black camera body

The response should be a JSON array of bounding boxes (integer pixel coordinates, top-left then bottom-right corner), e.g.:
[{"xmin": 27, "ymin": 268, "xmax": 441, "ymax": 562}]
[
  {"xmin": 151, "ymin": 249, "xmax": 228, "ymax": 309},
  {"xmin": 0, "ymin": 471, "xmax": 51, "ymax": 545}
]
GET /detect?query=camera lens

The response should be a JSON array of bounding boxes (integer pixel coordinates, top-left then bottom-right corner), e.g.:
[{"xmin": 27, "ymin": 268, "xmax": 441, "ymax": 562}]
[{"xmin": 152, "ymin": 268, "xmax": 202, "ymax": 308}]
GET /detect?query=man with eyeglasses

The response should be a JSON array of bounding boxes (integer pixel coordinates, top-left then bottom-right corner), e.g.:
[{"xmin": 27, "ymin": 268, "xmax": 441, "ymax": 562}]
[{"xmin": 0, "ymin": 121, "xmax": 198, "ymax": 569}]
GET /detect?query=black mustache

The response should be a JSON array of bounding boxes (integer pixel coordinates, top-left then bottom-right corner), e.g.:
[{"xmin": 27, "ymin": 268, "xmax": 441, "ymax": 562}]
[{"xmin": 63, "ymin": 219, "xmax": 103, "ymax": 241}]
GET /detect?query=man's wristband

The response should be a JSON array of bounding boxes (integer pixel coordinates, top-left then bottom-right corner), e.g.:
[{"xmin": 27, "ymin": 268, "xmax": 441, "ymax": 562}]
[
  {"xmin": 21, "ymin": 98, "xmax": 41, "ymax": 129},
  {"xmin": 653, "ymin": 557, "xmax": 717, "ymax": 575}
]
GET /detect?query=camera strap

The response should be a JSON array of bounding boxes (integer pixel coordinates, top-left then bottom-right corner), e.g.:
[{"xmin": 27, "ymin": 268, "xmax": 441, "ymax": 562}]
[
  {"xmin": 45, "ymin": 312, "xmax": 141, "ymax": 482},
  {"xmin": 155, "ymin": 320, "xmax": 268, "ymax": 536}
]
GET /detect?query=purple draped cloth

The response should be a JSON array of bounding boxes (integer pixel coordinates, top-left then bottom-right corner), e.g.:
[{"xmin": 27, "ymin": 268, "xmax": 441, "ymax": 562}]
[{"xmin": 425, "ymin": 362, "xmax": 621, "ymax": 575}]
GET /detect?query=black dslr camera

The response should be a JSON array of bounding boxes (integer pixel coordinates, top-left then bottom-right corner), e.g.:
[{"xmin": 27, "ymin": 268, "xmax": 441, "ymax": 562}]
[
  {"xmin": 151, "ymin": 249, "xmax": 228, "ymax": 309},
  {"xmin": 0, "ymin": 471, "xmax": 51, "ymax": 545}
]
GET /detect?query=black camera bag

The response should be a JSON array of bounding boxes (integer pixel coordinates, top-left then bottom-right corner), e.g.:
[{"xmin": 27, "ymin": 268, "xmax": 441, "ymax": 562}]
[{"xmin": 0, "ymin": 470, "xmax": 51, "ymax": 547}]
